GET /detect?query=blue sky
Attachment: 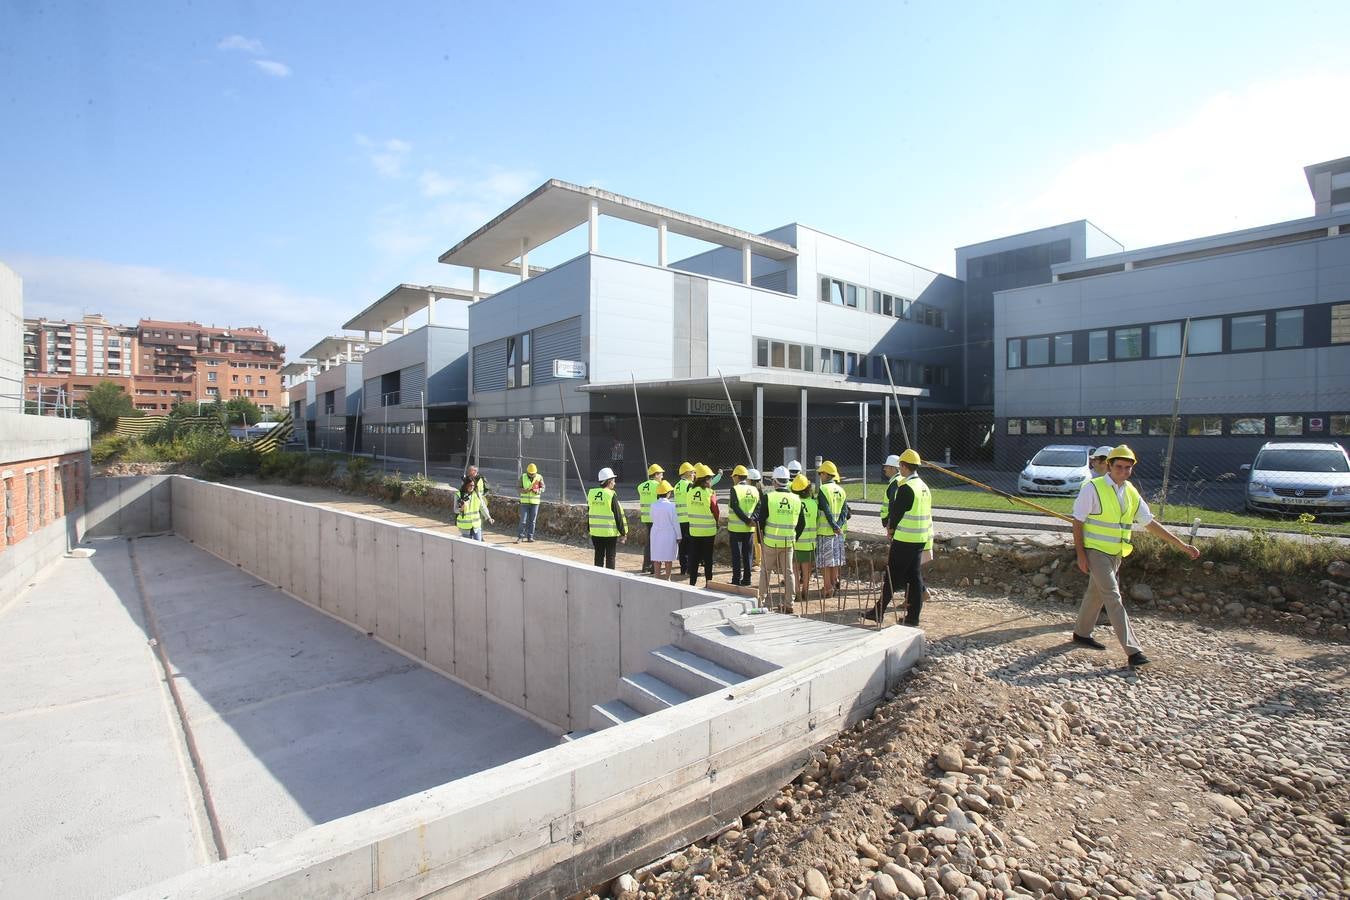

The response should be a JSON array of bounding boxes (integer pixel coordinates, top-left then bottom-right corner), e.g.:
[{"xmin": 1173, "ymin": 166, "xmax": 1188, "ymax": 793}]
[{"xmin": 3, "ymin": 1, "xmax": 1348, "ymax": 359}]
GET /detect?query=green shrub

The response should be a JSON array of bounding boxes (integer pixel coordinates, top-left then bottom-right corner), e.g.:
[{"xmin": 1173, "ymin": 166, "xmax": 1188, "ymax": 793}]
[
  {"xmin": 120, "ymin": 440, "xmax": 165, "ymax": 464},
  {"xmin": 404, "ymin": 473, "xmax": 434, "ymax": 498},
  {"xmin": 258, "ymin": 452, "xmax": 302, "ymax": 481},
  {"xmin": 304, "ymin": 456, "xmax": 338, "ymax": 485},
  {"xmin": 381, "ymin": 472, "xmax": 404, "ymax": 502},
  {"xmin": 91, "ymin": 434, "xmax": 130, "ymax": 465},
  {"xmin": 344, "ymin": 455, "xmax": 374, "ymax": 488}
]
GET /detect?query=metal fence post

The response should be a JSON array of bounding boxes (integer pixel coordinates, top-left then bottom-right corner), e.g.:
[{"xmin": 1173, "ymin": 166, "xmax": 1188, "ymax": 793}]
[{"xmin": 421, "ymin": 390, "xmax": 428, "ymax": 476}]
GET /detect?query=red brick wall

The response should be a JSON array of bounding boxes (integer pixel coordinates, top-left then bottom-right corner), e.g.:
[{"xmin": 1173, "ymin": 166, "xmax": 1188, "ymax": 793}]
[{"xmin": 1, "ymin": 452, "xmax": 84, "ymax": 550}]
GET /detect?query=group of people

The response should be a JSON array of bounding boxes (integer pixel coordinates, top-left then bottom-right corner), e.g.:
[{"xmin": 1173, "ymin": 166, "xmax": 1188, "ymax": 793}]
[{"xmin": 474, "ymin": 440, "xmax": 1202, "ymax": 669}]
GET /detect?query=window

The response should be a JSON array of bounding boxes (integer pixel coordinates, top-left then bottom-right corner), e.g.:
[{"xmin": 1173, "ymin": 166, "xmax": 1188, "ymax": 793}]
[
  {"xmin": 845, "ymin": 284, "xmax": 861, "ymax": 308},
  {"xmin": 1231, "ymin": 314, "xmax": 1266, "ymax": 351},
  {"xmin": 1114, "ymin": 417, "xmax": 1143, "ymax": 435},
  {"xmin": 756, "ymin": 339, "xmax": 768, "ymax": 367},
  {"xmin": 1333, "ymin": 304, "xmax": 1350, "ymax": 344},
  {"xmin": 1114, "ymin": 327, "xmax": 1143, "ymax": 360},
  {"xmin": 1007, "ymin": 339, "xmax": 1021, "ymax": 368},
  {"xmin": 1147, "ymin": 417, "xmax": 1176, "ymax": 436},
  {"xmin": 771, "ymin": 341, "xmax": 785, "ymax": 368},
  {"xmin": 820, "ymin": 277, "xmax": 845, "ymax": 305},
  {"xmin": 543, "ymin": 416, "xmax": 556, "ymax": 434},
  {"xmin": 1150, "ymin": 322, "xmax": 1181, "ymax": 357},
  {"xmin": 880, "ymin": 292, "xmax": 892, "ymax": 316},
  {"xmin": 1274, "ymin": 309, "xmax": 1303, "ymax": 349},
  {"xmin": 570, "ymin": 414, "xmax": 582, "ymax": 434},
  {"xmin": 206, "ymin": 387, "xmax": 218, "ymax": 396},
  {"xmin": 818, "ymin": 349, "xmax": 832, "ymax": 374},
  {"xmin": 1274, "ymin": 415, "xmax": 1303, "ymax": 436},
  {"xmin": 1231, "ymin": 416, "xmax": 1267, "ymax": 435},
  {"xmin": 520, "ymin": 333, "xmax": 531, "ymax": 386},
  {"xmin": 846, "ymin": 352, "xmax": 859, "ymax": 376},
  {"xmin": 1007, "ymin": 419, "xmax": 1021, "ymax": 435},
  {"xmin": 1025, "ymin": 418, "xmax": 1050, "ymax": 435},
  {"xmin": 1056, "ymin": 418, "xmax": 1074, "ymax": 435},
  {"xmin": 1088, "ymin": 330, "xmax": 1108, "ymax": 362},
  {"xmin": 1331, "ymin": 414, "xmax": 1350, "ymax": 436},
  {"xmin": 245, "ymin": 375, "xmax": 252, "ymax": 384},
  {"xmin": 232, "ymin": 374, "xmax": 239, "ymax": 382},
  {"xmin": 1186, "ymin": 415, "xmax": 1223, "ymax": 436},
  {"xmin": 1025, "ymin": 336, "xmax": 1049, "ymax": 366},
  {"xmin": 1053, "ymin": 334, "xmax": 1074, "ymax": 365},
  {"xmin": 207, "ymin": 371, "xmax": 216, "ymax": 382},
  {"xmin": 788, "ymin": 344, "xmax": 801, "ymax": 370},
  {"xmin": 832, "ymin": 349, "xmax": 844, "ymax": 374},
  {"xmin": 1085, "ymin": 417, "xmax": 1108, "ymax": 436},
  {"xmin": 1189, "ymin": 318, "xmax": 1222, "ymax": 354}
]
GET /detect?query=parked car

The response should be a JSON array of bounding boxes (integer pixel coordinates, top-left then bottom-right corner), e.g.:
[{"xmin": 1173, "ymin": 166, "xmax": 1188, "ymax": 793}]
[
  {"xmin": 1242, "ymin": 441, "xmax": 1350, "ymax": 517},
  {"xmin": 1017, "ymin": 444, "xmax": 1095, "ymax": 496}
]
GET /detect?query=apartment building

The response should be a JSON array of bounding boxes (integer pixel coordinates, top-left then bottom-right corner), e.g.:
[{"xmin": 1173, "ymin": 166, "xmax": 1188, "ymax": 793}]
[{"xmin": 138, "ymin": 319, "xmax": 285, "ymax": 411}]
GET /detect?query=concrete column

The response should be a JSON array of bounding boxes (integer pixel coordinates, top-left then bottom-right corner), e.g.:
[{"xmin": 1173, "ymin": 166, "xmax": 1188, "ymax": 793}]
[
  {"xmin": 742, "ymin": 241, "xmax": 752, "ymax": 286},
  {"xmin": 657, "ymin": 220, "xmax": 668, "ymax": 267},
  {"xmin": 427, "ymin": 292, "xmax": 436, "ymax": 326},
  {"xmin": 799, "ymin": 388, "xmax": 808, "ymax": 468},
  {"xmin": 401, "ymin": 306, "xmax": 410, "ymax": 335},
  {"xmin": 472, "ymin": 268, "xmax": 481, "ymax": 302},
  {"xmin": 520, "ymin": 237, "xmax": 529, "ymax": 281},
  {"xmin": 753, "ymin": 384, "xmax": 764, "ymax": 472},
  {"xmin": 588, "ymin": 199, "xmax": 599, "ymax": 252}
]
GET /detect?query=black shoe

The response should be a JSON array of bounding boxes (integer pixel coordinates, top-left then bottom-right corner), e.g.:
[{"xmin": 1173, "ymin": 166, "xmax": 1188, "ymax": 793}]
[
  {"xmin": 861, "ymin": 606, "xmax": 882, "ymax": 622},
  {"xmin": 1072, "ymin": 632, "xmax": 1106, "ymax": 650},
  {"xmin": 1127, "ymin": 651, "xmax": 1151, "ymax": 668},
  {"xmin": 903, "ymin": 618, "xmax": 920, "ymax": 627}
]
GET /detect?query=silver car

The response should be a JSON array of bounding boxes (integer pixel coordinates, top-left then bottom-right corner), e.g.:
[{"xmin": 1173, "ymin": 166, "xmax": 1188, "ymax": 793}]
[
  {"xmin": 1243, "ymin": 442, "xmax": 1350, "ymax": 517},
  {"xmin": 1017, "ymin": 444, "xmax": 1094, "ymax": 496}
]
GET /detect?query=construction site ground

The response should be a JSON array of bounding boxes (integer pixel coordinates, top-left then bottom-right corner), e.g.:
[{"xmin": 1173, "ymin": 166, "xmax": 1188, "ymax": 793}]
[{"xmin": 227, "ymin": 479, "xmax": 1349, "ymax": 900}]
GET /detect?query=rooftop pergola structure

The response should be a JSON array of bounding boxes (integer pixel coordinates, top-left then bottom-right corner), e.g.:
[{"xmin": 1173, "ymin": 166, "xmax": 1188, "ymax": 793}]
[
  {"xmin": 300, "ymin": 336, "xmax": 381, "ymax": 370},
  {"xmin": 437, "ymin": 179, "xmax": 797, "ymax": 288},
  {"xmin": 342, "ymin": 283, "xmax": 480, "ymax": 338}
]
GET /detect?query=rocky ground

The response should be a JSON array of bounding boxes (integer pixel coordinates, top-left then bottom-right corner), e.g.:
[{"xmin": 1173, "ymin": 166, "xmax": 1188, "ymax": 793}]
[{"xmin": 588, "ymin": 589, "xmax": 1349, "ymax": 900}]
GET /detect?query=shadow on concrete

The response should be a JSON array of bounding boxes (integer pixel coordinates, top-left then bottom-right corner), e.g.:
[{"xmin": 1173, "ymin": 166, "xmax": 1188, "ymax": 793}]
[{"xmin": 85, "ymin": 534, "xmax": 556, "ymax": 856}]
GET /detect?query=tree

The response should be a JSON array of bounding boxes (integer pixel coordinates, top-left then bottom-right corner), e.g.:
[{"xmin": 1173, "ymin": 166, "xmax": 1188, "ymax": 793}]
[
  {"xmin": 84, "ymin": 381, "xmax": 137, "ymax": 434},
  {"xmin": 224, "ymin": 397, "xmax": 263, "ymax": 426}
]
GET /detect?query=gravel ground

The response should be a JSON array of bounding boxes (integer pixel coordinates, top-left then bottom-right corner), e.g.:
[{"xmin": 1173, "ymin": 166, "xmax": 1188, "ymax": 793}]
[{"xmin": 589, "ymin": 591, "xmax": 1349, "ymax": 900}]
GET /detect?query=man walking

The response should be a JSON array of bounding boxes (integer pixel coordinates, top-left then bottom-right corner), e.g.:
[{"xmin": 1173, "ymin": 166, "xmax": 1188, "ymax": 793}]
[
  {"xmin": 866, "ymin": 449, "xmax": 930, "ymax": 626},
  {"xmin": 637, "ymin": 463, "xmax": 664, "ymax": 573},
  {"xmin": 726, "ymin": 465, "xmax": 758, "ymax": 587},
  {"xmin": 516, "ymin": 462, "xmax": 544, "ymax": 542},
  {"xmin": 1071, "ymin": 444, "xmax": 1200, "ymax": 667},
  {"xmin": 588, "ymin": 467, "xmax": 627, "ymax": 569}
]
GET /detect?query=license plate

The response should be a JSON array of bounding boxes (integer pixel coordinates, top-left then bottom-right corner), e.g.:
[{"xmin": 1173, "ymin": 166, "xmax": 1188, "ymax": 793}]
[{"xmin": 1280, "ymin": 497, "xmax": 1320, "ymax": 505}]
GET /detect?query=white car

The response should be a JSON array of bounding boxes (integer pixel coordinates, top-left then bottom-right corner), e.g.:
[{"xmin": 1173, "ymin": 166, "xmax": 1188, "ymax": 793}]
[
  {"xmin": 1017, "ymin": 444, "xmax": 1094, "ymax": 496},
  {"xmin": 1242, "ymin": 442, "xmax": 1350, "ymax": 517}
]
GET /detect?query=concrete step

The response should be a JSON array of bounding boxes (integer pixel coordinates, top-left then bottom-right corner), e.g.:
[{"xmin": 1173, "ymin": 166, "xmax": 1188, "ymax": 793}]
[
  {"xmin": 589, "ymin": 699, "xmax": 643, "ymax": 732},
  {"xmin": 646, "ymin": 644, "xmax": 750, "ymax": 697},
  {"xmin": 560, "ymin": 729, "xmax": 594, "ymax": 743},
  {"xmin": 674, "ymin": 629, "xmax": 779, "ymax": 679},
  {"xmin": 619, "ymin": 672, "xmax": 692, "ymax": 715}
]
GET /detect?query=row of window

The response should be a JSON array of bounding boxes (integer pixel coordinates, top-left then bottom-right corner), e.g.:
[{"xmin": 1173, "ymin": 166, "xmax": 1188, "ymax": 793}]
[
  {"xmin": 818, "ymin": 276, "xmax": 948, "ymax": 329},
  {"xmin": 1008, "ymin": 304, "xmax": 1348, "ymax": 369},
  {"xmin": 365, "ymin": 423, "xmax": 424, "ymax": 435},
  {"xmin": 752, "ymin": 337, "xmax": 952, "ymax": 387},
  {"xmin": 482, "ymin": 415, "xmax": 583, "ymax": 435},
  {"xmin": 1005, "ymin": 413, "xmax": 1350, "ymax": 438}
]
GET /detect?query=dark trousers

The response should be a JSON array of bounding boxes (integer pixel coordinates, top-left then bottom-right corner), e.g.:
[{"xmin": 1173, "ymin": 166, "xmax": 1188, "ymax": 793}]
[
  {"xmin": 688, "ymin": 535, "xmax": 714, "ymax": 585},
  {"xmin": 592, "ymin": 535, "xmax": 618, "ymax": 569},
  {"xmin": 878, "ymin": 540, "xmax": 925, "ymax": 624},
  {"xmin": 678, "ymin": 522, "xmax": 692, "ymax": 573},
  {"xmin": 641, "ymin": 522, "xmax": 652, "ymax": 572},
  {"xmin": 729, "ymin": 531, "xmax": 754, "ymax": 585}
]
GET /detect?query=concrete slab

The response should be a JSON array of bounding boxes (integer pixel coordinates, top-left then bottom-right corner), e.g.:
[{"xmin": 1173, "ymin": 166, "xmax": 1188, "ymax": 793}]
[{"xmin": 0, "ymin": 535, "xmax": 558, "ymax": 896}]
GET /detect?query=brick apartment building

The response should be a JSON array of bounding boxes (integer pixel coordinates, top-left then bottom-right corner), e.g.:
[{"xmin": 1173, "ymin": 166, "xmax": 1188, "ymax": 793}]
[{"xmin": 23, "ymin": 315, "xmax": 285, "ymax": 413}]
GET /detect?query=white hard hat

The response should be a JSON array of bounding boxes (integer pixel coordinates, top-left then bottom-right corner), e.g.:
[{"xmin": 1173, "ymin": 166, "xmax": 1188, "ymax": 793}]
[
  {"xmin": 787, "ymin": 459, "xmax": 802, "ymax": 473},
  {"xmin": 597, "ymin": 467, "xmax": 616, "ymax": 482},
  {"xmin": 772, "ymin": 465, "xmax": 789, "ymax": 481},
  {"xmin": 884, "ymin": 454, "xmax": 901, "ymax": 468},
  {"xmin": 747, "ymin": 468, "xmax": 761, "ymax": 480},
  {"xmin": 1092, "ymin": 446, "xmax": 1113, "ymax": 458}
]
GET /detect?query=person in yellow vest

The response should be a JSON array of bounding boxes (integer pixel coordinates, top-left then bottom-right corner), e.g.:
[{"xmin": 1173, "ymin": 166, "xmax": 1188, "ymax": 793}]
[
  {"xmin": 726, "ymin": 465, "xmax": 759, "ymax": 586},
  {"xmin": 866, "ymin": 449, "xmax": 930, "ymax": 625},
  {"xmin": 791, "ymin": 474, "xmax": 818, "ymax": 608},
  {"xmin": 457, "ymin": 474, "xmax": 484, "ymax": 542},
  {"xmin": 686, "ymin": 464, "xmax": 720, "ymax": 586},
  {"xmin": 814, "ymin": 460, "xmax": 847, "ymax": 598},
  {"xmin": 516, "ymin": 463, "xmax": 544, "ymax": 543},
  {"xmin": 637, "ymin": 463, "xmax": 664, "ymax": 573},
  {"xmin": 588, "ymin": 467, "xmax": 627, "ymax": 569},
  {"xmin": 1072, "ymin": 444, "xmax": 1200, "ymax": 667},
  {"xmin": 746, "ymin": 467, "xmax": 765, "ymax": 571},
  {"xmin": 757, "ymin": 466, "xmax": 806, "ymax": 612},
  {"xmin": 466, "ymin": 464, "xmax": 493, "ymax": 528},
  {"xmin": 674, "ymin": 461, "xmax": 696, "ymax": 576}
]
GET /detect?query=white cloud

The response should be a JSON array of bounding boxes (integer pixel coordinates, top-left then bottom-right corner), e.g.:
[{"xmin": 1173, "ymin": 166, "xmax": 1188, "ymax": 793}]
[
  {"xmin": 6, "ymin": 254, "xmax": 336, "ymax": 364},
  {"xmin": 217, "ymin": 34, "xmax": 264, "ymax": 54},
  {"xmin": 356, "ymin": 135, "xmax": 411, "ymax": 179},
  {"xmin": 419, "ymin": 170, "xmax": 458, "ymax": 198},
  {"xmin": 955, "ymin": 71, "xmax": 1350, "ymax": 259},
  {"xmin": 252, "ymin": 59, "xmax": 292, "ymax": 78}
]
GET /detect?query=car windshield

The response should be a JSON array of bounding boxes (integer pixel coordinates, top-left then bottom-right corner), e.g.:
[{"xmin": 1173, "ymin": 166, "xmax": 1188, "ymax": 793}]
[
  {"xmin": 1031, "ymin": 449, "xmax": 1087, "ymax": 468},
  {"xmin": 1253, "ymin": 449, "xmax": 1349, "ymax": 473}
]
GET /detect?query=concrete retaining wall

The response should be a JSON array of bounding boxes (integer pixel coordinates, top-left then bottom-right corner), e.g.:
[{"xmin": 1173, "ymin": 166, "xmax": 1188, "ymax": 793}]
[
  {"xmin": 0, "ymin": 512, "xmax": 79, "ymax": 600},
  {"xmin": 168, "ymin": 476, "xmax": 717, "ymax": 732},
  {"xmin": 85, "ymin": 475, "xmax": 173, "ymax": 538},
  {"xmin": 127, "ymin": 610, "xmax": 919, "ymax": 900}
]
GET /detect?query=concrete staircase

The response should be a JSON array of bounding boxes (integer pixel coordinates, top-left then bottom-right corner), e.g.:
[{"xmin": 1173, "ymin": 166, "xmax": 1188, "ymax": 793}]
[{"xmin": 561, "ymin": 634, "xmax": 760, "ymax": 742}]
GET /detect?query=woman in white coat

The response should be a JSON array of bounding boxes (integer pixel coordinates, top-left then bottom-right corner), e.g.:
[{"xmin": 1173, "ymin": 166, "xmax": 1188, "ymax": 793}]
[{"xmin": 648, "ymin": 480, "xmax": 680, "ymax": 579}]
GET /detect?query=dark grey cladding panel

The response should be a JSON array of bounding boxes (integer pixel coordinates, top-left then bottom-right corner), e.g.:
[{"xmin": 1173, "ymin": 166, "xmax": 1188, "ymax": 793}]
[
  {"xmin": 473, "ymin": 338, "xmax": 508, "ymax": 393},
  {"xmin": 533, "ymin": 316, "xmax": 582, "ymax": 387},
  {"xmin": 400, "ymin": 363, "xmax": 426, "ymax": 406}
]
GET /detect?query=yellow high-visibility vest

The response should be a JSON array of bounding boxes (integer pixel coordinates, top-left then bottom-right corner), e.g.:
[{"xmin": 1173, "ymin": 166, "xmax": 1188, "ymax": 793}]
[
  {"xmin": 637, "ymin": 479, "xmax": 659, "ymax": 523},
  {"xmin": 674, "ymin": 478, "xmax": 692, "ymax": 524},
  {"xmin": 1082, "ymin": 476, "xmax": 1141, "ymax": 557},
  {"xmin": 588, "ymin": 487, "xmax": 620, "ymax": 538},
  {"xmin": 817, "ymin": 481, "xmax": 846, "ymax": 537},
  {"xmin": 457, "ymin": 491, "xmax": 482, "ymax": 532},
  {"xmin": 892, "ymin": 475, "xmax": 932, "ymax": 551},
  {"xmin": 763, "ymin": 490, "xmax": 802, "ymax": 549},
  {"xmin": 519, "ymin": 473, "xmax": 542, "ymax": 505},
  {"xmin": 727, "ymin": 483, "xmax": 758, "ymax": 534},
  {"xmin": 795, "ymin": 497, "xmax": 819, "ymax": 551},
  {"xmin": 687, "ymin": 485, "xmax": 717, "ymax": 537}
]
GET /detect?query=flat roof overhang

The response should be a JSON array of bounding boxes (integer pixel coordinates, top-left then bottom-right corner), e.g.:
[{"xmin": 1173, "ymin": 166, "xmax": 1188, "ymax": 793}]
[
  {"xmin": 342, "ymin": 284, "xmax": 477, "ymax": 333},
  {"xmin": 301, "ymin": 335, "xmax": 380, "ymax": 361},
  {"xmin": 437, "ymin": 179, "xmax": 798, "ymax": 275},
  {"xmin": 580, "ymin": 372, "xmax": 926, "ymax": 406},
  {"xmin": 280, "ymin": 362, "xmax": 314, "ymax": 378}
]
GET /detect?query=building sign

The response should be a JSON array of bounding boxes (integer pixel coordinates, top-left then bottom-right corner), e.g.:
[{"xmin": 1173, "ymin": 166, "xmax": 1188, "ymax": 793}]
[
  {"xmin": 552, "ymin": 359, "xmax": 587, "ymax": 379},
  {"xmin": 1310, "ymin": 417, "xmax": 1324, "ymax": 433},
  {"xmin": 687, "ymin": 397, "xmax": 742, "ymax": 416}
]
